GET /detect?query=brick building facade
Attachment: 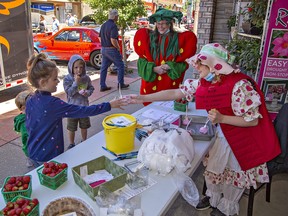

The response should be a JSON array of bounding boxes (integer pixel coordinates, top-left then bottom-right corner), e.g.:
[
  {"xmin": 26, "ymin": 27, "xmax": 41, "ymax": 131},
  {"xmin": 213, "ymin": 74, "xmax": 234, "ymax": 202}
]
[{"xmin": 195, "ymin": 0, "xmax": 235, "ymax": 50}]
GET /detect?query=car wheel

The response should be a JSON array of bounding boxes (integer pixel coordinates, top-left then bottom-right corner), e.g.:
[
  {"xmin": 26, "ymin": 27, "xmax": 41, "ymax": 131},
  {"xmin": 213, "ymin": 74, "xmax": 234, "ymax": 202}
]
[{"xmin": 90, "ymin": 50, "xmax": 101, "ymax": 69}]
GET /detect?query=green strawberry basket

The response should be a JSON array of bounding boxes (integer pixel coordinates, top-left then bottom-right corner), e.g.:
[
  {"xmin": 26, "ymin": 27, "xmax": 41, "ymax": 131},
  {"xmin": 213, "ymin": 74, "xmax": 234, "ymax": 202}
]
[
  {"xmin": 36, "ymin": 160, "xmax": 68, "ymax": 190},
  {"xmin": 72, "ymin": 156, "xmax": 127, "ymax": 201},
  {"xmin": 1, "ymin": 175, "xmax": 32, "ymax": 203},
  {"xmin": 174, "ymin": 99, "xmax": 188, "ymax": 112},
  {"xmin": 0, "ymin": 195, "xmax": 39, "ymax": 216}
]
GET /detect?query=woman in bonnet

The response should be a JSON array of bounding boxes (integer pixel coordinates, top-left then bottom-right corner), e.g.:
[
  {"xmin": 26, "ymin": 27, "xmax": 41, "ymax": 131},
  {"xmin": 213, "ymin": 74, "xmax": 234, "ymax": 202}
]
[{"xmin": 129, "ymin": 43, "xmax": 280, "ymax": 216}]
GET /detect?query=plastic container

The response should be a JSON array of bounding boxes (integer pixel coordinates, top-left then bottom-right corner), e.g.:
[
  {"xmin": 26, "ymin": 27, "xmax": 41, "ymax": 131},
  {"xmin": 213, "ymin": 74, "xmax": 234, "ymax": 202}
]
[
  {"xmin": 179, "ymin": 115, "xmax": 215, "ymax": 140},
  {"xmin": 36, "ymin": 161, "xmax": 68, "ymax": 190},
  {"xmin": 174, "ymin": 100, "xmax": 188, "ymax": 112},
  {"xmin": 1, "ymin": 175, "xmax": 32, "ymax": 203},
  {"xmin": 6, "ymin": 195, "xmax": 39, "ymax": 216},
  {"xmin": 102, "ymin": 114, "xmax": 137, "ymax": 154}
]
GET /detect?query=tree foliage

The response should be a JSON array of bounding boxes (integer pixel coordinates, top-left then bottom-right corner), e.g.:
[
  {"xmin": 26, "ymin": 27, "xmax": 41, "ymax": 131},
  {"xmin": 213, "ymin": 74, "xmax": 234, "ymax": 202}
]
[
  {"xmin": 84, "ymin": 0, "xmax": 147, "ymax": 69},
  {"xmin": 84, "ymin": 0, "xmax": 147, "ymax": 30}
]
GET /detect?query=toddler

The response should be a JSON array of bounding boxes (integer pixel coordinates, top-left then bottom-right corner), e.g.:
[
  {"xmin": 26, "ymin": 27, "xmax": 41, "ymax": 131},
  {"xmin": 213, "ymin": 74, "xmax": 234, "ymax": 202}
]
[
  {"xmin": 14, "ymin": 90, "xmax": 33, "ymax": 167},
  {"xmin": 63, "ymin": 55, "xmax": 95, "ymax": 149}
]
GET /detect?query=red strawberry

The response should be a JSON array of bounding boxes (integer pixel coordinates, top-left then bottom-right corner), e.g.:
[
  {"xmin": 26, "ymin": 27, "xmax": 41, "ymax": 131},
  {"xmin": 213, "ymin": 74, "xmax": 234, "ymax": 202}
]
[
  {"xmin": 15, "ymin": 180, "xmax": 22, "ymax": 187},
  {"xmin": 23, "ymin": 183, "xmax": 29, "ymax": 190},
  {"xmin": 12, "ymin": 186, "xmax": 19, "ymax": 191},
  {"xmin": 16, "ymin": 198, "xmax": 25, "ymax": 206},
  {"xmin": 22, "ymin": 176, "xmax": 30, "ymax": 184},
  {"xmin": 32, "ymin": 198, "xmax": 39, "ymax": 206},
  {"xmin": 15, "ymin": 208, "xmax": 22, "ymax": 215},
  {"xmin": 61, "ymin": 163, "xmax": 68, "ymax": 169},
  {"xmin": 29, "ymin": 201, "xmax": 36, "ymax": 208},
  {"xmin": 7, "ymin": 177, "xmax": 16, "ymax": 184},
  {"xmin": 7, "ymin": 208, "xmax": 16, "ymax": 216},
  {"xmin": 22, "ymin": 205, "xmax": 31, "ymax": 215},
  {"xmin": 48, "ymin": 162, "xmax": 56, "ymax": 168},
  {"xmin": 16, "ymin": 176, "xmax": 23, "ymax": 182},
  {"xmin": 4, "ymin": 183, "xmax": 13, "ymax": 191},
  {"xmin": 6, "ymin": 202, "xmax": 14, "ymax": 209},
  {"xmin": 43, "ymin": 162, "xmax": 49, "ymax": 168},
  {"xmin": 2, "ymin": 206, "xmax": 9, "ymax": 214}
]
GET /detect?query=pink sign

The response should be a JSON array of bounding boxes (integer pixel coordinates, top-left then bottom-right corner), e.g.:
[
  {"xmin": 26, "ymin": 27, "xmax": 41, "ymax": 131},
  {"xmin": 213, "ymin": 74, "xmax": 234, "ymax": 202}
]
[{"xmin": 258, "ymin": 0, "xmax": 288, "ymax": 114}]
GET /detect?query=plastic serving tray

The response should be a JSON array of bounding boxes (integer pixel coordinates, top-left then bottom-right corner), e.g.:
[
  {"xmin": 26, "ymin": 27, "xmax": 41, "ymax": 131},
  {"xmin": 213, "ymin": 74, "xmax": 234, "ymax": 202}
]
[{"xmin": 179, "ymin": 115, "xmax": 215, "ymax": 141}]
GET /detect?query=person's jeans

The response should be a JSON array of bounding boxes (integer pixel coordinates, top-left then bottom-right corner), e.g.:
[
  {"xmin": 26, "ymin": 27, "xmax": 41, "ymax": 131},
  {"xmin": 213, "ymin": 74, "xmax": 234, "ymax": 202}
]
[{"xmin": 100, "ymin": 47, "xmax": 125, "ymax": 88}]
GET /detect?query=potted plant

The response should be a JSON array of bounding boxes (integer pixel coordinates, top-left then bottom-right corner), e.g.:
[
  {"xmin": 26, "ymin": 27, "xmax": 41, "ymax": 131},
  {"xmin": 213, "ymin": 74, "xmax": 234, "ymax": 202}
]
[
  {"xmin": 227, "ymin": 15, "xmax": 236, "ymax": 38},
  {"xmin": 224, "ymin": 37, "xmax": 261, "ymax": 76},
  {"xmin": 241, "ymin": 0, "xmax": 267, "ymax": 35}
]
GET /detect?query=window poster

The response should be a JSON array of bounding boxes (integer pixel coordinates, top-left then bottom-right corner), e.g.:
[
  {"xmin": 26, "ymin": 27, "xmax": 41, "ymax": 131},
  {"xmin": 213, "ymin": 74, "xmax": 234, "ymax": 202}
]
[{"xmin": 258, "ymin": 0, "xmax": 288, "ymax": 115}]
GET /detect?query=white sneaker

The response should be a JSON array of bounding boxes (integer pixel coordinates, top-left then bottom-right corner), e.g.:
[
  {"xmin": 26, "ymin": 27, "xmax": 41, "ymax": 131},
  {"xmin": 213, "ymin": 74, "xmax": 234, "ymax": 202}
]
[{"xmin": 26, "ymin": 158, "xmax": 34, "ymax": 167}]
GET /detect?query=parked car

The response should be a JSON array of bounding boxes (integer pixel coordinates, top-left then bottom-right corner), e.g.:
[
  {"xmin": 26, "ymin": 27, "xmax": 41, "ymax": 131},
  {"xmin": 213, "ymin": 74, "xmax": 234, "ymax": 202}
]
[
  {"xmin": 79, "ymin": 14, "xmax": 98, "ymax": 26},
  {"xmin": 33, "ymin": 26, "xmax": 132, "ymax": 69},
  {"xmin": 32, "ymin": 21, "xmax": 43, "ymax": 33},
  {"xmin": 133, "ymin": 17, "xmax": 149, "ymax": 29}
]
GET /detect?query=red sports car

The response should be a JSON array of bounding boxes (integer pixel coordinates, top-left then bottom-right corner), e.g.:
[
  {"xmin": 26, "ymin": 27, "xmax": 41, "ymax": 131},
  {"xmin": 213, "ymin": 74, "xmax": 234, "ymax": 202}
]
[
  {"xmin": 33, "ymin": 26, "xmax": 132, "ymax": 69},
  {"xmin": 133, "ymin": 17, "xmax": 149, "ymax": 29}
]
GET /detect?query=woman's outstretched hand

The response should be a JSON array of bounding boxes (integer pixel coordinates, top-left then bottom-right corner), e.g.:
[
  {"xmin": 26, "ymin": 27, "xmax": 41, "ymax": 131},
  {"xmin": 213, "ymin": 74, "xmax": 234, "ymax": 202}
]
[{"xmin": 124, "ymin": 94, "xmax": 143, "ymax": 104}]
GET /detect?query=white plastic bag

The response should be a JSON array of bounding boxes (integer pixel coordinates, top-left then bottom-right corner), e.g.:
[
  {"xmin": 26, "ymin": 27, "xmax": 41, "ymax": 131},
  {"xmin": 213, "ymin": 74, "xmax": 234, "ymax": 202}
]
[
  {"xmin": 173, "ymin": 169, "xmax": 200, "ymax": 207},
  {"xmin": 137, "ymin": 128, "xmax": 194, "ymax": 174}
]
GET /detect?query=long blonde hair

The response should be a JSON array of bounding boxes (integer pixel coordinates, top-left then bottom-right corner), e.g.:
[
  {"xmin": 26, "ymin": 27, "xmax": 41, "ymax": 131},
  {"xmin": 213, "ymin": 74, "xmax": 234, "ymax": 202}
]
[{"xmin": 27, "ymin": 53, "xmax": 58, "ymax": 88}]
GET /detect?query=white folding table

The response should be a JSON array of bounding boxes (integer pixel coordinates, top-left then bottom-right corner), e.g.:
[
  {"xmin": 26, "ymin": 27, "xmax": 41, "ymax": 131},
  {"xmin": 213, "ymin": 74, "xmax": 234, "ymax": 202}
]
[{"xmin": 0, "ymin": 102, "xmax": 214, "ymax": 216}]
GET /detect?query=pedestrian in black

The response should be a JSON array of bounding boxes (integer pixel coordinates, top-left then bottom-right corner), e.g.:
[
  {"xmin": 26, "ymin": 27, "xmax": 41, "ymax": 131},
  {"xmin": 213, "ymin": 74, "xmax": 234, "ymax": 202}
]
[{"xmin": 99, "ymin": 9, "xmax": 129, "ymax": 92}]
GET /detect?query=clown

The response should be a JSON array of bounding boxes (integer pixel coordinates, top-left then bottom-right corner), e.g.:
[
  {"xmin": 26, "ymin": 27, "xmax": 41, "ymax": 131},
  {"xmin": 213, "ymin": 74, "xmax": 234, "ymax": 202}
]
[{"xmin": 133, "ymin": 8, "xmax": 197, "ymax": 105}]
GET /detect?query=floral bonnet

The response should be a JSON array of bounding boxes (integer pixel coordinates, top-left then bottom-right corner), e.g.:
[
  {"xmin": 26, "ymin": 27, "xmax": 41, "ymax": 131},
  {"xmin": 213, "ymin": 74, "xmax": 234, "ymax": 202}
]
[{"xmin": 187, "ymin": 43, "xmax": 235, "ymax": 75}]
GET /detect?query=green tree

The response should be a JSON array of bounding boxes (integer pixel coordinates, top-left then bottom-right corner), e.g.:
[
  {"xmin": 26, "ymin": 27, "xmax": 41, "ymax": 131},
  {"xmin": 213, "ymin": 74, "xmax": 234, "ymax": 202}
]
[{"xmin": 84, "ymin": 0, "xmax": 147, "ymax": 68}]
